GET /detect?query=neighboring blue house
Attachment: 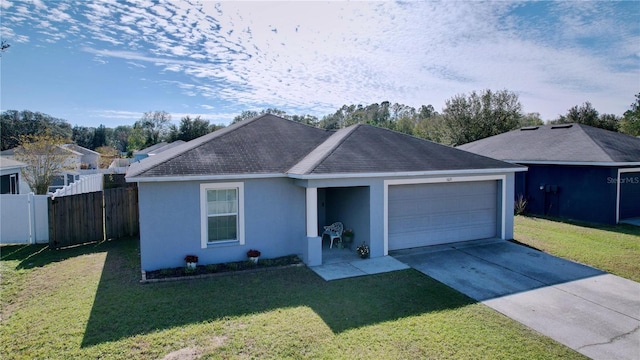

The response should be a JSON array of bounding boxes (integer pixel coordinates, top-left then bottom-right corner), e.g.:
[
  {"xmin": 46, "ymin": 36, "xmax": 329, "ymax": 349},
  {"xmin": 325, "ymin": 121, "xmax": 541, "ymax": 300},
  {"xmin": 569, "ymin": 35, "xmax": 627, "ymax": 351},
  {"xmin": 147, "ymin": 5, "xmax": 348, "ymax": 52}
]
[
  {"xmin": 459, "ymin": 124, "xmax": 640, "ymax": 225},
  {"xmin": 126, "ymin": 114, "xmax": 525, "ymax": 272}
]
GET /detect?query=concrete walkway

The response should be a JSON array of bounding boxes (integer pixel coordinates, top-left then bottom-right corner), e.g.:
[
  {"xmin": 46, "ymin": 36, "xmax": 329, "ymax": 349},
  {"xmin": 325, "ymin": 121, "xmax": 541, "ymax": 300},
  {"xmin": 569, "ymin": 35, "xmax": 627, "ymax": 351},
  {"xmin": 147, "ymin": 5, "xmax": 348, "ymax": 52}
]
[
  {"xmin": 310, "ymin": 256, "xmax": 409, "ymax": 281},
  {"xmin": 392, "ymin": 239, "xmax": 640, "ymax": 360}
]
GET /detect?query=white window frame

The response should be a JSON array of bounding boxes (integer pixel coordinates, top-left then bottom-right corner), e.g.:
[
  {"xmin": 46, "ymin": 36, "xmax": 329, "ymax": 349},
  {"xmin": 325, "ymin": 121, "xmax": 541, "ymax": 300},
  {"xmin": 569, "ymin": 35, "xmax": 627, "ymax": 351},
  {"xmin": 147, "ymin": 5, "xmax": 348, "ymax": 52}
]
[
  {"xmin": 9, "ymin": 174, "xmax": 18, "ymax": 194},
  {"xmin": 200, "ymin": 182, "xmax": 245, "ymax": 248}
]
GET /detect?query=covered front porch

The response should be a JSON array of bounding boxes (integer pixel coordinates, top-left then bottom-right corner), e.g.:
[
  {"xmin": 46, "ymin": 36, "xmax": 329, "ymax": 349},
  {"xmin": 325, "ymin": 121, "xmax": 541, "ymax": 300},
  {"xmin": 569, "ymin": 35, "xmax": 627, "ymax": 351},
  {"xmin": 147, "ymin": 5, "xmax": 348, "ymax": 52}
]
[
  {"xmin": 302, "ymin": 183, "xmax": 382, "ymax": 266},
  {"xmin": 312, "ymin": 186, "xmax": 410, "ymax": 281}
]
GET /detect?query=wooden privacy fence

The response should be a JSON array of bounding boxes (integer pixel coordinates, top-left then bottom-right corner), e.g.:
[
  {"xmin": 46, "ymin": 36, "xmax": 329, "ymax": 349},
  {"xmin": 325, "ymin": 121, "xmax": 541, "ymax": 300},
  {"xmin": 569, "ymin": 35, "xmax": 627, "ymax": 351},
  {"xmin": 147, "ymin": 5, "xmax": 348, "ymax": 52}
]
[
  {"xmin": 104, "ymin": 187, "xmax": 139, "ymax": 240},
  {"xmin": 49, "ymin": 187, "xmax": 138, "ymax": 249}
]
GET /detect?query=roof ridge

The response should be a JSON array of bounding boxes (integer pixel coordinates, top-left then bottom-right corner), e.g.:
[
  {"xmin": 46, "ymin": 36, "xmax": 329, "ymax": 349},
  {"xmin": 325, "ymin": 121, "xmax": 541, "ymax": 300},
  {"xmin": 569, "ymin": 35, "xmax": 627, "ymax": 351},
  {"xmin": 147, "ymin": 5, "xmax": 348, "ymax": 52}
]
[
  {"xmin": 126, "ymin": 114, "xmax": 267, "ymax": 178},
  {"xmin": 572, "ymin": 124, "xmax": 617, "ymax": 162},
  {"xmin": 287, "ymin": 124, "xmax": 360, "ymax": 175}
]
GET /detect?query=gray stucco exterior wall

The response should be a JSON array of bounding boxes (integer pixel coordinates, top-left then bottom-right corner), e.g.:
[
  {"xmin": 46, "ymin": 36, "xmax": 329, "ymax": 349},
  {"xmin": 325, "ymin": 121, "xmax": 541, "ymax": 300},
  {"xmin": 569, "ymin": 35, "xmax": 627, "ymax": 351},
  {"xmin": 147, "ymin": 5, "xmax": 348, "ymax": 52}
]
[
  {"xmin": 324, "ymin": 186, "xmax": 371, "ymax": 250},
  {"xmin": 138, "ymin": 177, "xmax": 306, "ymax": 271},
  {"xmin": 138, "ymin": 171, "xmax": 518, "ymax": 271}
]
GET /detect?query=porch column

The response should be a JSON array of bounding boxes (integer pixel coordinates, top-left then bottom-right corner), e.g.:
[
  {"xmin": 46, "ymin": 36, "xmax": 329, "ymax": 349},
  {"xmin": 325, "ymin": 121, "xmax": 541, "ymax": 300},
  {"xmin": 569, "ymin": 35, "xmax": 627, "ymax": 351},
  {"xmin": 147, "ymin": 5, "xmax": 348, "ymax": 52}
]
[
  {"xmin": 306, "ymin": 187, "xmax": 318, "ymax": 237},
  {"xmin": 303, "ymin": 187, "xmax": 322, "ymax": 266}
]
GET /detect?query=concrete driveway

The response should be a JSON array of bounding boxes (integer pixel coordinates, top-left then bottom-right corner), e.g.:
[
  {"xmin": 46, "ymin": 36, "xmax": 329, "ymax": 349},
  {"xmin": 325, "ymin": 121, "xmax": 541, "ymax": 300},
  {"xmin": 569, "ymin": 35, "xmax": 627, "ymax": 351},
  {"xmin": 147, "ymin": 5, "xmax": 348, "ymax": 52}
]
[{"xmin": 392, "ymin": 239, "xmax": 640, "ymax": 360}]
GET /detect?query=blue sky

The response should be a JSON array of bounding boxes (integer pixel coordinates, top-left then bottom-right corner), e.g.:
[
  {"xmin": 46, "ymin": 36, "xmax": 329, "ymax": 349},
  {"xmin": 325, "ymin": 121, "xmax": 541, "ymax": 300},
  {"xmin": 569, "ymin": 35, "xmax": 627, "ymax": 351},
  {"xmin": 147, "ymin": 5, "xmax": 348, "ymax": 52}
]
[{"xmin": 1, "ymin": 1, "xmax": 638, "ymax": 128}]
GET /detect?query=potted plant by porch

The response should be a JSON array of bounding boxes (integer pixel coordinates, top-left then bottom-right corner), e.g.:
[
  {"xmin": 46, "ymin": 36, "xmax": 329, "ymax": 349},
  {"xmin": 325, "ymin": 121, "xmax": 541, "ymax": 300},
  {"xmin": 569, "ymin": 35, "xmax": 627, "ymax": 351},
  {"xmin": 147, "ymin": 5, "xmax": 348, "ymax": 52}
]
[
  {"xmin": 342, "ymin": 228, "xmax": 354, "ymax": 248},
  {"xmin": 247, "ymin": 249, "xmax": 261, "ymax": 264},
  {"xmin": 356, "ymin": 242, "xmax": 370, "ymax": 259},
  {"xmin": 184, "ymin": 255, "xmax": 198, "ymax": 270}
]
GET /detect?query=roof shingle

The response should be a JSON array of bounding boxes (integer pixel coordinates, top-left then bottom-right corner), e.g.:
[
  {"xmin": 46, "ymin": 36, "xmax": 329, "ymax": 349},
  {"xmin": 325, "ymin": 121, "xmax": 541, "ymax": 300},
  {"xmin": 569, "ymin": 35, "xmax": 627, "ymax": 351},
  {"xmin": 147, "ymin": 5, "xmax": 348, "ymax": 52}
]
[{"xmin": 458, "ymin": 124, "xmax": 640, "ymax": 163}]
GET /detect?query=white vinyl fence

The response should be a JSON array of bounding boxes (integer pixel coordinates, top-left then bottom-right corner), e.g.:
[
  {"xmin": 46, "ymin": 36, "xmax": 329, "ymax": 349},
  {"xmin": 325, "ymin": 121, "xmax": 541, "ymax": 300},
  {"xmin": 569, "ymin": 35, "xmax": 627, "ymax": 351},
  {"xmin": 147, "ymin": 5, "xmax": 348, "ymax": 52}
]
[
  {"xmin": 51, "ymin": 173, "xmax": 103, "ymax": 198},
  {"xmin": 0, "ymin": 193, "xmax": 50, "ymax": 244}
]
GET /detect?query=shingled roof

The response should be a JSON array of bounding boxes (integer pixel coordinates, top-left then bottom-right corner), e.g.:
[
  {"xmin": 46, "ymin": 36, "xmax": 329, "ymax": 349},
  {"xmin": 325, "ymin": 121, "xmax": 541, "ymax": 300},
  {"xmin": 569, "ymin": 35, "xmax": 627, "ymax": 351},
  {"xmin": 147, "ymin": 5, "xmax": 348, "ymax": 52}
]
[
  {"xmin": 458, "ymin": 123, "xmax": 640, "ymax": 164},
  {"xmin": 127, "ymin": 114, "xmax": 523, "ymax": 181},
  {"xmin": 127, "ymin": 114, "xmax": 333, "ymax": 179},
  {"xmin": 288, "ymin": 124, "xmax": 522, "ymax": 176}
]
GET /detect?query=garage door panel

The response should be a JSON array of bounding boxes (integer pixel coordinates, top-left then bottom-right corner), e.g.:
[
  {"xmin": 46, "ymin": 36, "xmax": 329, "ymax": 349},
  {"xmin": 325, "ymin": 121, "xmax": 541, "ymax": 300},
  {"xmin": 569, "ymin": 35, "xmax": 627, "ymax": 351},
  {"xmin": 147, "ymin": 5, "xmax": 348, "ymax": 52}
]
[
  {"xmin": 388, "ymin": 181, "xmax": 498, "ymax": 250},
  {"xmin": 392, "ymin": 225, "xmax": 497, "ymax": 249},
  {"xmin": 390, "ymin": 208, "xmax": 495, "ymax": 230},
  {"xmin": 390, "ymin": 196, "xmax": 493, "ymax": 214}
]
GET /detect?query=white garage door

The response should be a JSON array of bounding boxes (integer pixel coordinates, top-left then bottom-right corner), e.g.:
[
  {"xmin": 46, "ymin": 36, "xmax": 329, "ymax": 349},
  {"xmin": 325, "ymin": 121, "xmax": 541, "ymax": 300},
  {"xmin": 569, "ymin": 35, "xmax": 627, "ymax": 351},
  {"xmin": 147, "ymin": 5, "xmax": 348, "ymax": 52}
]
[{"xmin": 388, "ymin": 181, "xmax": 498, "ymax": 250}]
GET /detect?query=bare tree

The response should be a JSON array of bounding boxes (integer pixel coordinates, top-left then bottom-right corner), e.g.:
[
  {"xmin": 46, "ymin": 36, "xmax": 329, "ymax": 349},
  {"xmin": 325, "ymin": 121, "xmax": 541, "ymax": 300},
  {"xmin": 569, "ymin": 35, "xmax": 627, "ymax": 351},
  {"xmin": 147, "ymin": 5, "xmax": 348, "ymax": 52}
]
[{"xmin": 14, "ymin": 133, "xmax": 74, "ymax": 194}]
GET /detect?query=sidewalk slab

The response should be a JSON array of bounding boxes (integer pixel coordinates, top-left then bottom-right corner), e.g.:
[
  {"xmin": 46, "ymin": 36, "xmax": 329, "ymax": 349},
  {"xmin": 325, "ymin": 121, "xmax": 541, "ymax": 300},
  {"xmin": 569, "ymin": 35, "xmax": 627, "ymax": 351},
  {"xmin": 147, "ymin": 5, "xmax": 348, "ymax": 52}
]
[{"xmin": 310, "ymin": 256, "xmax": 409, "ymax": 281}]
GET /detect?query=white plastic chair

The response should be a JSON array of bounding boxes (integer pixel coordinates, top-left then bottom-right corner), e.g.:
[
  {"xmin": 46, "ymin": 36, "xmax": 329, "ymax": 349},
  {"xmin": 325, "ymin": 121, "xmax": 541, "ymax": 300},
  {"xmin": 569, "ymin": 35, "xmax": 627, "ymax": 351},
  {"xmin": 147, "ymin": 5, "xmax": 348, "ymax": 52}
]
[{"xmin": 323, "ymin": 222, "xmax": 343, "ymax": 249}]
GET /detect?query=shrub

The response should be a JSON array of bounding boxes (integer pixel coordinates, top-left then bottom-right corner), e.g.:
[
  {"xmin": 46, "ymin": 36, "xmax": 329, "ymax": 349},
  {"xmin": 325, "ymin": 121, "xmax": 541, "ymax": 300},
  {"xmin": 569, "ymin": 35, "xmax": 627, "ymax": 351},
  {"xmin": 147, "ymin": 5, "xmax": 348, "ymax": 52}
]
[
  {"xmin": 514, "ymin": 194, "xmax": 528, "ymax": 215},
  {"xmin": 206, "ymin": 264, "xmax": 218, "ymax": 272}
]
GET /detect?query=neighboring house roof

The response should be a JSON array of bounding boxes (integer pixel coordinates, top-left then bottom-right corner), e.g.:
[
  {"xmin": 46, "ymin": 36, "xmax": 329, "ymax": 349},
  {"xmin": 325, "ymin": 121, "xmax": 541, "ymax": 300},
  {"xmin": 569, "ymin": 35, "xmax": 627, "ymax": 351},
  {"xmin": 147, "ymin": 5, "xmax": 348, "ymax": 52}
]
[
  {"xmin": 133, "ymin": 141, "xmax": 187, "ymax": 160},
  {"xmin": 458, "ymin": 124, "xmax": 640, "ymax": 165},
  {"xmin": 134, "ymin": 142, "xmax": 168, "ymax": 156},
  {"xmin": 147, "ymin": 141, "xmax": 185, "ymax": 156},
  {"xmin": 0, "ymin": 145, "xmax": 83, "ymax": 157},
  {"xmin": 127, "ymin": 114, "xmax": 523, "ymax": 181},
  {"xmin": 61, "ymin": 144, "xmax": 100, "ymax": 156},
  {"xmin": 0, "ymin": 157, "xmax": 27, "ymax": 171}
]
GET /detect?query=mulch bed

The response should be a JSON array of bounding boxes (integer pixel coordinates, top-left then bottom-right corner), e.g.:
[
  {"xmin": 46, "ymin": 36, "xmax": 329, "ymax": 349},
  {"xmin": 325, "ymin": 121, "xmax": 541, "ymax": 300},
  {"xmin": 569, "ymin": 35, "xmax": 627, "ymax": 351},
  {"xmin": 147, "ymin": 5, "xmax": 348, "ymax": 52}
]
[{"xmin": 142, "ymin": 255, "xmax": 303, "ymax": 283}]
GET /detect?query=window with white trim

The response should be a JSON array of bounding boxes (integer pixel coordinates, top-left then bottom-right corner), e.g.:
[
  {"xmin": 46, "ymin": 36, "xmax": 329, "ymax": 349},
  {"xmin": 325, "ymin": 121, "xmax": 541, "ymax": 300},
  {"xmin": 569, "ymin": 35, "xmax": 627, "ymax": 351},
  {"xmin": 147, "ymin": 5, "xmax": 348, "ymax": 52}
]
[{"xmin": 200, "ymin": 182, "xmax": 244, "ymax": 248}]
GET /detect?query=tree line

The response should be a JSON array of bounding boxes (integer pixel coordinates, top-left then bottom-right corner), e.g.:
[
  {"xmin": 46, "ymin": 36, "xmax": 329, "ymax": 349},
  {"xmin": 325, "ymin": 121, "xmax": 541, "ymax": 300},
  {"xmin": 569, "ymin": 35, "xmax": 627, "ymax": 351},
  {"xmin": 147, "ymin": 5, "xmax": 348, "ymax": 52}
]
[
  {"xmin": 2, "ymin": 90, "xmax": 639, "ymax": 155},
  {"xmin": 232, "ymin": 90, "xmax": 638, "ymax": 146},
  {"xmin": 0, "ymin": 110, "xmax": 225, "ymax": 154}
]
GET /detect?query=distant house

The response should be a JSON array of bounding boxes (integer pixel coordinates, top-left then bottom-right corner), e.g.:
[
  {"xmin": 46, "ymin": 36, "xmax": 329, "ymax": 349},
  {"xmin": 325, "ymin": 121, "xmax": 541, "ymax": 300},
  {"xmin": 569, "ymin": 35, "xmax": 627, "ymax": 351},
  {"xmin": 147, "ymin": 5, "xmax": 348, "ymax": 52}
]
[
  {"xmin": 133, "ymin": 141, "xmax": 185, "ymax": 162},
  {"xmin": 0, "ymin": 144, "xmax": 100, "ymax": 192},
  {"xmin": 126, "ymin": 114, "xmax": 524, "ymax": 272},
  {"xmin": 61, "ymin": 144, "xmax": 100, "ymax": 170},
  {"xmin": 107, "ymin": 158, "xmax": 132, "ymax": 174},
  {"xmin": 459, "ymin": 124, "xmax": 640, "ymax": 224},
  {"xmin": 0, "ymin": 158, "xmax": 27, "ymax": 194}
]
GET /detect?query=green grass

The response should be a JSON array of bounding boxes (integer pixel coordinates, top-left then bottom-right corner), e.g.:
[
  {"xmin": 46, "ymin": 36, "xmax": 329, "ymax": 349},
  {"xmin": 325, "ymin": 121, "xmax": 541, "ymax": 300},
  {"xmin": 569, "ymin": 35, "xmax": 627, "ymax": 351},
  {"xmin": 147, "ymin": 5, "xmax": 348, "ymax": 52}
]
[
  {"xmin": 1, "ymin": 239, "xmax": 585, "ymax": 359},
  {"xmin": 514, "ymin": 216, "xmax": 640, "ymax": 282}
]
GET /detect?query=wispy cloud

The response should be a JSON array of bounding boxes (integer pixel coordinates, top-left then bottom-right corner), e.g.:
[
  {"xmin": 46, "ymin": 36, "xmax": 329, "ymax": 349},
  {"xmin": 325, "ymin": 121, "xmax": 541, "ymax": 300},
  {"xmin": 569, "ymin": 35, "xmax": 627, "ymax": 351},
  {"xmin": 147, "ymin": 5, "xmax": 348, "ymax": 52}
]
[
  {"xmin": 89, "ymin": 109, "xmax": 238, "ymax": 126},
  {"xmin": 89, "ymin": 109, "xmax": 142, "ymax": 119},
  {"xmin": 1, "ymin": 0, "xmax": 638, "ymax": 121}
]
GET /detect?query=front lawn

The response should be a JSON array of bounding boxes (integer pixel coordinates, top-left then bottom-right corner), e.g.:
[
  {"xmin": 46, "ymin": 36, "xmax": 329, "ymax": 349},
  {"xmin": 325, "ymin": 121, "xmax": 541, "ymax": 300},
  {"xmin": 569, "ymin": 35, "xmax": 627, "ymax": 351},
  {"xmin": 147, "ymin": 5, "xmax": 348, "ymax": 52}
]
[
  {"xmin": 514, "ymin": 216, "xmax": 640, "ymax": 282},
  {"xmin": 0, "ymin": 239, "xmax": 584, "ymax": 359}
]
